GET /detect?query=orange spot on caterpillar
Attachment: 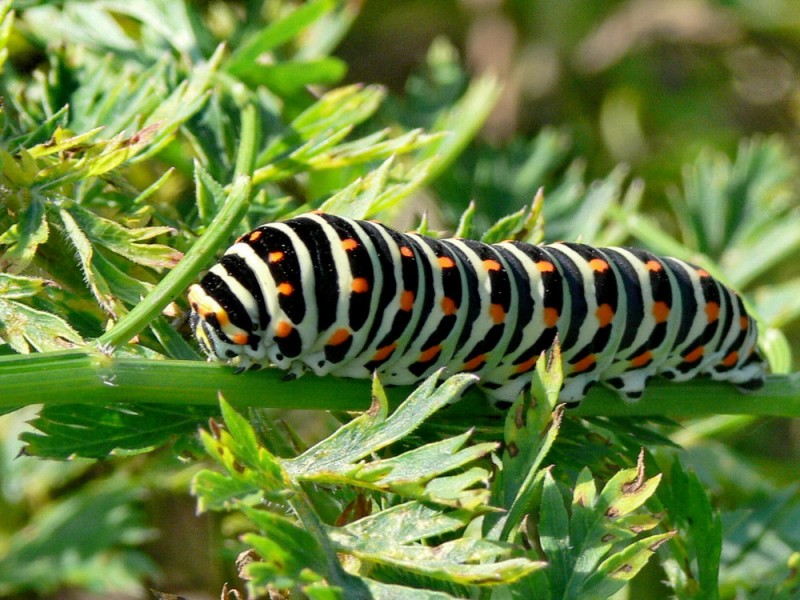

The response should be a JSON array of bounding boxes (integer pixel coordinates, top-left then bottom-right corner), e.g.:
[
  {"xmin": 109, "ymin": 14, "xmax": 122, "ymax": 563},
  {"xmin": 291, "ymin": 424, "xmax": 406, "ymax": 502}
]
[
  {"xmin": 400, "ymin": 290, "xmax": 414, "ymax": 311},
  {"xmin": 483, "ymin": 259, "xmax": 501, "ymax": 271},
  {"xmin": 463, "ymin": 354, "xmax": 487, "ymax": 370},
  {"xmin": 705, "ymin": 301, "xmax": 720, "ymax": 323},
  {"xmin": 441, "ymin": 297, "xmax": 457, "ymax": 316},
  {"xmin": 645, "ymin": 260, "xmax": 662, "ymax": 272},
  {"xmin": 589, "ymin": 258, "xmax": 609, "ymax": 272},
  {"xmin": 629, "ymin": 351, "xmax": 653, "ymax": 368},
  {"xmin": 721, "ymin": 351, "xmax": 739, "ymax": 367},
  {"xmin": 438, "ymin": 256, "xmax": 455, "ymax": 269},
  {"xmin": 652, "ymin": 301, "xmax": 670, "ymax": 323},
  {"xmin": 418, "ymin": 345, "xmax": 442, "ymax": 362},
  {"xmin": 490, "ymin": 303, "xmax": 506, "ymax": 324},
  {"xmin": 327, "ymin": 327, "xmax": 350, "ymax": 346},
  {"xmin": 515, "ymin": 355, "xmax": 538, "ymax": 374},
  {"xmin": 543, "ymin": 307, "xmax": 559, "ymax": 328},
  {"xmin": 400, "ymin": 246, "xmax": 414, "ymax": 258},
  {"xmin": 697, "ymin": 268, "xmax": 710, "ymax": 278},
  {"xmin": 268, "ymin": 251, "xmax": 284, "ymax": 263},
  {"xmin": 216, "ymin": 310, "xmax": 230, "ymax": 327},
  {"xmin": 740, "ymin": 316, "xmax": 749, "ymax": 330},
  {"xmin": 275, "ymin": 321, "xmax": 293, "ymax": 338},
  {"xmin": 352, "ymin": 278, "xmax": 370, "ymax": 293},
  {"xmin": 342, "ymin": 238, "xmax": 358, "ymax": 251},
  {"xmin": 277, "ymin": 282, "xmax": 294, "ymax": 295},
  {"xmin": 571, "ymin": 354, "xmax": 596, "ymax": 373},
  {"xmin": 249, "ymin": 230, "xmax": 263, "ymax": 242},
  {"xmin": 232, "ymin": 333, "xmax": 249, "ymax": 345},
  {"xmin": 596, "ymin": 303, "xmax": 614, "ymax": 327},
  {"xmin": 372, "ymin": 343, "xmax": 397, "ymax": 362},
  {"xmin": 683, "ymin": 346, "xmax": 705, "ymax": 363},
  {"xmin": 537, "ymin": 261, "xmax": 555, "ymax": 273}
]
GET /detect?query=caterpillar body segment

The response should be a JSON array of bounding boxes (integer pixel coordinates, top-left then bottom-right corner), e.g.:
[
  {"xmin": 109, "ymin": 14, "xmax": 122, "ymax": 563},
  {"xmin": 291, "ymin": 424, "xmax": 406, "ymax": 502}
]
[{"xmin": 188, "ymin": 213, "xmax": 766, "ymax": 406}]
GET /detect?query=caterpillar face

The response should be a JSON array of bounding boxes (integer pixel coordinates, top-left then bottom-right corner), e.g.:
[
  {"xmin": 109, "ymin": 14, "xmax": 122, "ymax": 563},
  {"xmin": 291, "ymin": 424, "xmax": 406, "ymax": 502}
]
[{"xmin": 188, "ymin": 212, "xmax": 766, "ymax": 407}]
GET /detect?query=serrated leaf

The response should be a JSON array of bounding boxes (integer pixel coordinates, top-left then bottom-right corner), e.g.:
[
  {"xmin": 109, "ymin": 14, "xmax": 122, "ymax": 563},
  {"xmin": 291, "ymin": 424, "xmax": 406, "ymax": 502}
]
[
  {"xmin": 64, "ymin": 204, "xmax": 181, "ymax": 269},
  {"xmin": 660, "ymin": 460, "xmax": 722, "ymax": 599},
  {"xmin": 0, "ymin": 298, "xmax": 83, "ymax": 353},
  {"xmin": 539, "ymin": 470, "xmax": 572, "ymax": 598},
  {"xmin": 582, "ymin": 531, "xmax": 675, "ymax": 597},
  {"xmin": 480, "ymin": 206, "xmax": 531, "ymax": 244},
  {"xmin": 241, "ymin": 506, "xmax": 329, "ymax": 590},
  {"xmin": 361, "ymin": 578, "xmax": 460, "ymax": 600},
  {"xmin": 58, "ymin": 207, "xmax": 117, "ymax": 313},
  {"xmin": 454, "ymin": 201, "xmax": 476, "ymax": 238},
  {"xmin": 601, "ymin": 463, "xmax": 662, "ymax": 519},
  {"xmin": 193, "ymin": 398, "xmax": 294, "ymax": 511},
  {"xmin": 319, "ymin": 156, "xmax": 394, "ymax": 218},
  {"xmin": 285, "ymin": 371, "xmax": 477, "ymax": 477},
  {"xmin": 257, "ymin": 84, "xmax": 385, "ymax": 170},
  {"xmin": 486, "ymin": 347, "xmax": 564, "ymax": 541},
  {"xmin": 0, "ymin": 197, "xmax": 49, "ymax": 272},
  {"xmin": 328, "ymin": 532, "xmax": 544, "ymax": 586},
  {"xmin": 194, "ymin": 159, "xmax": 227, "ymax": 222},
  {"xmin": 0, "ymin": 273, "xmax": 53, "ymax": 299},
  {"xmin": 20, "ymin": 403, "xmax": 217, "ymax": 459},
  {"xmin": 333, "ymin": 502, "xmax": 471, "ymax": 545}
]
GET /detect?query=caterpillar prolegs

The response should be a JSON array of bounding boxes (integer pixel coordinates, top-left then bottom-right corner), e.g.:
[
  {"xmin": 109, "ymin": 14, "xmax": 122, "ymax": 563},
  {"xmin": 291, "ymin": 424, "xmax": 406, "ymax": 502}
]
[{"xmin": 188, "ymin": 212, "xmax": 766, "ymax": 407}]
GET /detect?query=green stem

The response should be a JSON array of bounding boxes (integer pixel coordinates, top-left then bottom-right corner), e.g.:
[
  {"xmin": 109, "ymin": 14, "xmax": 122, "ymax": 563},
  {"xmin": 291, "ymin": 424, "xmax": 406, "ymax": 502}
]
[
  {"xmin": 0, "ymin": 349, "xmax": 799, "ymax": 417},
  {"xmin": 96, "ymin": 103, "xmax": 258, "ymax": 349},
  {"xmin": 288, "ymin": 486, "xmax": 370, "ymax": 597}
]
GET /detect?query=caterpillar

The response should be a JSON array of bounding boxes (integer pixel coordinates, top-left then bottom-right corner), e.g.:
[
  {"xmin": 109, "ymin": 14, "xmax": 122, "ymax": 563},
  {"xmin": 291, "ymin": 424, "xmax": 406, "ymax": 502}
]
[{"xmin": 188, "ymin": 212, "xmax": 766, "ymax": 407}]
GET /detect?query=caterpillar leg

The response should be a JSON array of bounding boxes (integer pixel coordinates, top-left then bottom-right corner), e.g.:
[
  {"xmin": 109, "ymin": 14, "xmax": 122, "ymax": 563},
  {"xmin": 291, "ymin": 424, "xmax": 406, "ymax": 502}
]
[
  {"xmin": 560, "ymin": 374, "xmax": 599, "ymax": 404},
  {"xmin": 603, "ymin": 371, "xmax": 649, "ymax": 403}
]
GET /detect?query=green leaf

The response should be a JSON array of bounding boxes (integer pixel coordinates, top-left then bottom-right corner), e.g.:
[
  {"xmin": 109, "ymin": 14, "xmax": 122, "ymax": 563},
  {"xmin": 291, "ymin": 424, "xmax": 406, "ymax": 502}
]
[
  {"xmin": 454, "ymin": 201, "xmax": 476, "ymax": 238},
  {"xmin": 0, "ymin": 273, "xmax": 53, "ymax": 299},
  {"xmin": 285, "ymin": 371, "xmax": 477, "ymax": 477},
  {"xmin": 193, "ymin": 396, "xmax": 293, "ymax": 511},
  {"xmin": 227, "ymin": 0, "xmax": 335, "ymax": 74},
  {"xmin": 332, "ymin": 502, "xmax": 472, "ymax": 546},
  {"xmin": 582, "ymin": 531, "xmax": 675, "ymax": 597},
  {"xmin": 486, "ymin": 346, "xmax": 563, "ymax": 542},
  {"xmin": 416, "ymin": 74, "xmax": 501, "ymax": 183},
  {"xmin": 0, "ymin": 298, "xmax": 83, "ymax": 353},
  {"xmin": 233, "ymin": 58, "xmax": 347, "ymax": 96},
  {"xmin": 361, "ymin": 579, "xmax": 461, "ymax": 600},
  {"xmin": 20, "ymin": 403, "xmax": 218, "ymax": 459},
  {"xmin": 329, "ymin": 532, "xmax": 544, "ymax": 586},
  {"xmin": 64, "ymin": 203, "xmax": 181, "ymax": 269},
  {"xmin": 0, "ymin": 1, "xmax": 13, "ymax": 73},
  {"xmin": 57, "ymin": 207, "xmax": 117, "ymax": 314},
  {"xmin": 539, "ymin": 470, "xmax": 573, "ymax": 599},
  {"xmin": 241, "ymin": 506, "xmax": 330, "ymax": 592},
  {"xmin": 0, "ymin": 478, "xmax": 157, "ymax": 595},
  {"xmin": 0, "ymin": 197, "xmax": 49, "ymax": 273},
  {"xmin": 659, "ymin": 460, "xmax": 723, "ymax": 599}
]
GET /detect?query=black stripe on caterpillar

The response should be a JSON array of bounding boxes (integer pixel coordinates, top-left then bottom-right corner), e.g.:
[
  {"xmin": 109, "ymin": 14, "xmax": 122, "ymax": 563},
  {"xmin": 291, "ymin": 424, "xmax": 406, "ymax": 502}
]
[{"xmin": 188, "ymin": 212, "xmax": 766, "ymax": 406}]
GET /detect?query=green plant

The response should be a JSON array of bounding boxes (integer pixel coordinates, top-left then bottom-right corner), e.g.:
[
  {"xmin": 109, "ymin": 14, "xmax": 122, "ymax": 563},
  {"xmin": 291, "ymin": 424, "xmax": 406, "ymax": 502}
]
[{"xmin": 1, "ymin": 1, "xmax": 799, "ymax": 599}]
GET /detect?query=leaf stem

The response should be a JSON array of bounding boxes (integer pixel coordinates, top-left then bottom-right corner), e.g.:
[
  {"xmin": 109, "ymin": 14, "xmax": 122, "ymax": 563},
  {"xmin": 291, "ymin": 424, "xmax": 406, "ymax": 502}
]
[
  {"xmin": 0, "ymin": 349, "xmax": 798, "ymax": 416},
  {"xmin": 96, "ymin": 103, "xmax": 258, "ymax": 349}
]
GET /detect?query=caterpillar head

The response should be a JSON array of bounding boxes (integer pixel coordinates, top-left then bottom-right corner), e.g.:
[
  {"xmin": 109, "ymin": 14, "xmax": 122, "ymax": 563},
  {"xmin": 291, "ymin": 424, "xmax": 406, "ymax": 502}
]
[{"xmin": 188, "ymin": 283, "xmax": 248, "ymax": 362}]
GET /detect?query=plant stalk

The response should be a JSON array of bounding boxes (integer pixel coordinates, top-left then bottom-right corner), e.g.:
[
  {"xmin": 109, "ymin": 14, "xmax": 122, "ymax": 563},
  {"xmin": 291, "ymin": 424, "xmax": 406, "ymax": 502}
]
[{"xmin": 1, "ymin": 349, "xmax": 798, "ymax": 417}]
